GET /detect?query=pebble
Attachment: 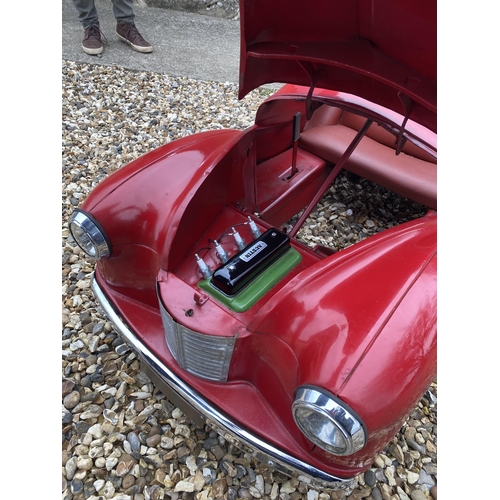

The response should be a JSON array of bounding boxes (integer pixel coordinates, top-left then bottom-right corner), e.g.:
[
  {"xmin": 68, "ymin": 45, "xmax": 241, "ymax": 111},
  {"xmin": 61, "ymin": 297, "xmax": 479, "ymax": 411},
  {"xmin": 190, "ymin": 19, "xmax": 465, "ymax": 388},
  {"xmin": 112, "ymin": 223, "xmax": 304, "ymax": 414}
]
[
  {"xmin": 364, "ymin": 470, "xmax": 376, "ymax": 487},
  {"xmin": 175, "ymin": 480, "xmax": 195, "ymax": 492},
  {"xmin": 280, "ymin": 481, "xmax": 296, "ymax": 494},
  {"xmin": 160, "ymin": 436, "xmax": 174, "ymax": 449},
  {"xmin": 418, "ymin": 469, "xmax": 436, "ymax": 487},
  {"xmin": 65, "ymin": 457, "xmax": 78, "ymax": 480},
  {"xmin": 186, "ymin": 455, "xmax": 198, "ymax": 475},
  {"xmin": 122, "ymin": 474, "xmax": 135, "ymax": 489},
  {"xmin": 407, "ymin": 440, "xmax": 427, "ymax": 455},
  {"xmin": 77, "ymin": 456, "xmax": 93, "ymax": 470},
  {"xmin": 81, "ymin": 404, "xmax": 103, "ymax": 419},
  {"xmin": 63, "ymin": 390, "xmax": 81, "ymax": 409},
  {"xmin": 410, "ymin": 490, "xmax": 427, "ymax": 500},
  {"xmin": 384, "ymin": 466, "xmax": 396, "ymax": 486},
  {"xmin": 70, "ymin": 478, "xmax": 84, "ymax": 494},
  {"xmin": 146, "ymin": 434, "xmax": 161, "ymax": 447},
  {"xmin": 62, "ymin": 379, "xmax": 76, "ymax": 396},
  {"xmin": 102, "ymin": 481, "xmax": 116, "ymax": 498},
  {"xmin": 249, "ymin": 486, "xmax": 262, "ymax": 498},
  {"xmin": 212, "ymin": 478, "xmax": 228, "ymax": 497},
  {"xmin": 62, "ymin": 58, "xmax": 437, "ymax": 500},
  {"xmin": 127, "ymin": 431, "xmax": 141, "ymax": 452},
  {"xmin": 106, "ymin": 457, "xmax": 119, "ymax": 471},
  {"xmin": 406, "ymin": 471, "xmax": 419, "ymax": 485}
]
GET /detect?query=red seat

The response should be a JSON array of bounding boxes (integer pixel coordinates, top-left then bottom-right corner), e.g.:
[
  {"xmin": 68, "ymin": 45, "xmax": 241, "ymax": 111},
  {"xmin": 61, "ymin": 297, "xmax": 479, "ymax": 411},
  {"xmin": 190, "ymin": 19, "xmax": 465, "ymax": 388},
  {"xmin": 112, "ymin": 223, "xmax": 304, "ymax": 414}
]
[{"xmin": 299, "ymin": 108, "xmax": 437, "ymax": 210}]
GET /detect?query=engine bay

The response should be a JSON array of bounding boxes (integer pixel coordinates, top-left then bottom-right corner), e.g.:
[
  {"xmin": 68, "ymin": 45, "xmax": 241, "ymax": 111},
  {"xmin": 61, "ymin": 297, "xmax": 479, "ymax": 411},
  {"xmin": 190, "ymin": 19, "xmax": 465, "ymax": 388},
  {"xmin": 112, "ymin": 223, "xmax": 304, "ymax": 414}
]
[{"xmin": 168, "ymin": 101, "xmax": 432, "ymax": 316}]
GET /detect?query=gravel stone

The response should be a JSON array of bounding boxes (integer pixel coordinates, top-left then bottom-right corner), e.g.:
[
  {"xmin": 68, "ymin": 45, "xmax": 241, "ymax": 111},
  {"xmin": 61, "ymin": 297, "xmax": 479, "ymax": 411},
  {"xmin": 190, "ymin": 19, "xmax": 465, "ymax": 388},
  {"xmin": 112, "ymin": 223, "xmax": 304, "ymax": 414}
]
[
  {"xmin": 63, "ymin": 390, "xmax": 81, "ymax": 410},
  {"xmin": 410, "ymin": 490, "xmax": 427, "ymax": 500},
  {"xmin": 127, "ymin": 431, "xmax": 141, "ymax": 452},
  {"xmin": 364, "ymin": 469, "xmax": 377, "ymax": 488},
  {"xmin": 62, "ymin": 59, "xmax": 437, "ymax": 500}
]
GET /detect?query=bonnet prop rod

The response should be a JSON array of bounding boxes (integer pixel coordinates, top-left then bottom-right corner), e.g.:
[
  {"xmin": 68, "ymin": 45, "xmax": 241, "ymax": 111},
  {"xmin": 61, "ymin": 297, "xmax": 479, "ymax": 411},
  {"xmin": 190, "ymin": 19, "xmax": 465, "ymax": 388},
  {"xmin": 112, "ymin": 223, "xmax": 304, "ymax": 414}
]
[
  {"xmin": 288, "ymin": 118, "xmax": 373, "ymax": 238},
  {"xmin": 395, "ymin": 93, "xmax": 414, "ymax": 155},
  {"xmin": 289, "ymin": 112, "xmax": 301, "ymax": 178}
]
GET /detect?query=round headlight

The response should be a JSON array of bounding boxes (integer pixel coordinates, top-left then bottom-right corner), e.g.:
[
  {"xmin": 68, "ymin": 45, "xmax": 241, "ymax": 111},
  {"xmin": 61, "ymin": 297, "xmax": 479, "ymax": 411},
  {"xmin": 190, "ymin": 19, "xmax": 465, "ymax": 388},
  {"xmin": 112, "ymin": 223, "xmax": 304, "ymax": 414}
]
[
  {"xmin": 69, "ymin": 210, "xmax": 111, "ymax": 259},
  {"xmin": 292, "ymin": 386, "xmax": 366, "ymax": 456}
]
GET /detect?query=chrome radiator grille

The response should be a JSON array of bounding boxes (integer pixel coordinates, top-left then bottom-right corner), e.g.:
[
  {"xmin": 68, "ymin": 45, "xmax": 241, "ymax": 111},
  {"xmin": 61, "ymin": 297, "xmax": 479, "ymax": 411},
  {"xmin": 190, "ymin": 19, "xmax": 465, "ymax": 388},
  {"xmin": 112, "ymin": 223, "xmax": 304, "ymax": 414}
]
[{"xmin": 159, "ymin": 301, "xmax": 235, "ymax": 382}]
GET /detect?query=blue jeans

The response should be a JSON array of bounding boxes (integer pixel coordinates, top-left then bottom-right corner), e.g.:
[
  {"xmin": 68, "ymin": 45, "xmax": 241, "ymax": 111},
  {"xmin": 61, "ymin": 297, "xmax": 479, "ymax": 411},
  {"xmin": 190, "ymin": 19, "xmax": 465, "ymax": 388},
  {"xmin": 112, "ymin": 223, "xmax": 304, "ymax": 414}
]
[{"xmin": 72, "ymin": 0, "xmax": 135, "ymax": 29}]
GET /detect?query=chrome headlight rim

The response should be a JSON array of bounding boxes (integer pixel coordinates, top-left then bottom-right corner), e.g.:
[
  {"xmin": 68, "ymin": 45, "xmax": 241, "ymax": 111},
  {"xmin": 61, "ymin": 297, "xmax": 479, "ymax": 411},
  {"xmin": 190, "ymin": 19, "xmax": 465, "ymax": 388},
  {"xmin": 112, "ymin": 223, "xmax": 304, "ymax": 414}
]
[
  {"xmin": 68, "ymin": 209, "xmax": 111, "ymax": 259},
  {"xmin": 292, "ymin": 385, "xmax": 367, "ymax": 456}
]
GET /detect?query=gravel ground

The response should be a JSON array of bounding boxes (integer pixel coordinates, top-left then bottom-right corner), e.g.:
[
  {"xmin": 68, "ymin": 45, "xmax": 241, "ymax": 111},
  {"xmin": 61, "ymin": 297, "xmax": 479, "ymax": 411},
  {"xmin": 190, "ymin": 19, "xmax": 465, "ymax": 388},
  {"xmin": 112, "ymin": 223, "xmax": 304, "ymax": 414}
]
[{"xmin": 62, "ymin": 60, "xmax": 437, "ymax": 500}]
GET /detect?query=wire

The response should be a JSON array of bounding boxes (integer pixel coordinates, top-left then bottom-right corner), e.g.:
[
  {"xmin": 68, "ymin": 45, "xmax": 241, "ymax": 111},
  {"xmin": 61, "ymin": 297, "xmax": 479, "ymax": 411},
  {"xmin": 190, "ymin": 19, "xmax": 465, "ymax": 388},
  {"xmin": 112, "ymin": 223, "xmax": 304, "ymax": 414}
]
[
  {"xmin": 197, "ymin": 221, "xmax": 251, "ymax": 256},
  {"xmin": 217, "ymin": 221, "xmax": 248, "ymax": 242}
]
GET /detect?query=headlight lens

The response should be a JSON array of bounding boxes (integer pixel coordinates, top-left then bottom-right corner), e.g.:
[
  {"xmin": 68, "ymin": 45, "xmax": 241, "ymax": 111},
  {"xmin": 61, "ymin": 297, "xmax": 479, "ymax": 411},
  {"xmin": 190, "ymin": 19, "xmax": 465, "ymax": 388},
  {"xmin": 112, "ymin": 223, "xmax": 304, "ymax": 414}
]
[
  {"xmin": 69, "ymin": 210, "xmax": 111, "ymax": 259},
  {"xmin": 292, "ymin": 386, "xmax": 366, "ymax": 456}
]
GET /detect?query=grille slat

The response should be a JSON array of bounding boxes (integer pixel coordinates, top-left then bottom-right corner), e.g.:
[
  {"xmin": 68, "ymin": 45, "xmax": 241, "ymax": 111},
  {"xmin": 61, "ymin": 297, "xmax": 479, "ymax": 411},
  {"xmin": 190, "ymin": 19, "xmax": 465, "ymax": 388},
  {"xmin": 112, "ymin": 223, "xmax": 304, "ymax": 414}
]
[{"xmin": 159, "ymin": 300, "xmax": 235, "ymax": 382}]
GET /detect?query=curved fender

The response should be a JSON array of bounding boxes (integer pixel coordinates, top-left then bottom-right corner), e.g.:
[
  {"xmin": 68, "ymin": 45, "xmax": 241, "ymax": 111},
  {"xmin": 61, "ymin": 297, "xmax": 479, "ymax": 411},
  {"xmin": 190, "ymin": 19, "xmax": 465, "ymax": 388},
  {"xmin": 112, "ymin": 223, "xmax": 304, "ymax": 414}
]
[
  {"xmin": 311, "ymin": 252, "xmax": 436, "ymax": 469},
  {"xmin": 78, "ymin": 129, "xmax": 242, "ymax": 303},
  {"xmin": 81, "ymin": 129, "xmax": 242, "ymax": 250},
  {"xmin": 248, "ymin": 212, "xmax": 436, "ymax": 393}
]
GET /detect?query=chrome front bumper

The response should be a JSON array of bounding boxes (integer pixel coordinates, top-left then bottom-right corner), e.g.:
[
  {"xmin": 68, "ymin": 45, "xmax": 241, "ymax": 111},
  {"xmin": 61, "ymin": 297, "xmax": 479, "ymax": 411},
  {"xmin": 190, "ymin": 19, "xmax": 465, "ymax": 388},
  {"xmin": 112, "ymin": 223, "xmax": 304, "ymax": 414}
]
[{"xmin": 91, "ymin": 275, "xmax": 354, "ymax": 491}]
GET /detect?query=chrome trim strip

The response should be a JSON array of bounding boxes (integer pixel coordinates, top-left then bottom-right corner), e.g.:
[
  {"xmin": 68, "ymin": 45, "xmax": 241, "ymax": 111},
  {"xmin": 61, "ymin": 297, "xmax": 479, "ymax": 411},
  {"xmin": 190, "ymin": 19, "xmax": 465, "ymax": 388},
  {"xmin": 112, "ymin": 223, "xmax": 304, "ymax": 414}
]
[{"xmin": 91, "ymin": 275, "xmax": 354, "ymax": 490}]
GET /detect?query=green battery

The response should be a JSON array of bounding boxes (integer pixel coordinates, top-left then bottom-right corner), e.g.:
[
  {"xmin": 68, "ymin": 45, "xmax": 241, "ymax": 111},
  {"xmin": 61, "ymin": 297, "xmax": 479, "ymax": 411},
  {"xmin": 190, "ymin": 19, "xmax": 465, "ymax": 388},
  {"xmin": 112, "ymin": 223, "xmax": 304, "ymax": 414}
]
[{"xmin": 198, "ymin": 248, "xmax": 302, "ymax": 312}]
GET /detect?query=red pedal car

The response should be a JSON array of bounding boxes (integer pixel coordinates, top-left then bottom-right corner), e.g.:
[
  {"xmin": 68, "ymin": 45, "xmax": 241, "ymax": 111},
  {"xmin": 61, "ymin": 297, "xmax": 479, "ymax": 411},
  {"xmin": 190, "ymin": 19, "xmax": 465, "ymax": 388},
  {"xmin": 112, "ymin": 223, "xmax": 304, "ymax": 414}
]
[{"xmin": 69, "ymin": 0, "xmax": 436, "ymax": 490}]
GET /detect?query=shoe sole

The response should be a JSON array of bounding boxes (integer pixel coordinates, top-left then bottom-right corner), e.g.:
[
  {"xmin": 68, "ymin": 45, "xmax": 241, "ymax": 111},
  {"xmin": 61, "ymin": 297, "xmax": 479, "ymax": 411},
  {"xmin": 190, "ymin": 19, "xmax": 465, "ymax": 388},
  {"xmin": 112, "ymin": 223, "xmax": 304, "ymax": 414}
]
[
  {"xmin": 116, "ymin": 32, "xmax": 153, "ymax": 53},
  {"xmin": 82, "ymin": 44, "xmax": 103, "ymax": 55}
]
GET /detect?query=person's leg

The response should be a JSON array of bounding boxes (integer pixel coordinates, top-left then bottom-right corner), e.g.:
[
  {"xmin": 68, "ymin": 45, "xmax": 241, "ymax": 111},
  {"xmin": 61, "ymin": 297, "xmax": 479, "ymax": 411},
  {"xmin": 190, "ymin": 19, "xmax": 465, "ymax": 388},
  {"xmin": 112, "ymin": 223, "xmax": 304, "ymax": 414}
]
[
  {"xmin": 113, "ymin": 0, "xmax": 153, "ymax": 53},
  {"xmin": 110, "ymin": 0, "xmax": 135, "ymax": 24},
  {"xmin": 72, "ymin": 0, "xmax": 104, "ymax": 55},
  {"xmin": 72, "ymin": 0, "xmax": 99, "ymax": 29}
]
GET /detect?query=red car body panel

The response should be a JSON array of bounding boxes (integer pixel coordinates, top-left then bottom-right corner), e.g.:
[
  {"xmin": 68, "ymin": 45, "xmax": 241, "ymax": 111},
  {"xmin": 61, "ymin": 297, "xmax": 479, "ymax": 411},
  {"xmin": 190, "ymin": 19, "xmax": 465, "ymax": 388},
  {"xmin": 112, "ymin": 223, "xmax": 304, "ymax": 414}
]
[
  {"xmin": 73, "ymin": 0, "xmax": 437, "ymax": 486},
  {"xmin": 239, "ymin": 0, "xmax": 436, "ymax": 132}
]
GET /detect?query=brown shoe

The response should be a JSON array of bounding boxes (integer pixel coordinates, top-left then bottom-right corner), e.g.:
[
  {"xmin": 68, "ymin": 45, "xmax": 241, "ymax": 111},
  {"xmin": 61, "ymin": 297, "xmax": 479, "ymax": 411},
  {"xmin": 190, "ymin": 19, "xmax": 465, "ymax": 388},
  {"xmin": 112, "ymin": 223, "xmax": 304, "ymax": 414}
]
[
  {"xmin": 116, "ymin": 22, "xmax": 153, "ymax": 53},
  {"xmin": 82, "ymin": 25, "xmax": 104, "ymax": 55}
]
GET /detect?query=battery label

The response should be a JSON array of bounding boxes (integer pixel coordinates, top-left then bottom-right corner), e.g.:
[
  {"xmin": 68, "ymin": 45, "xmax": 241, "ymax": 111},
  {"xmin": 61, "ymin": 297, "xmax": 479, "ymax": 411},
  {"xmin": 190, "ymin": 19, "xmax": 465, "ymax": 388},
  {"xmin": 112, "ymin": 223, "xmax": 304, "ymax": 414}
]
[{"xmin": 240, "ymin": 241, "xmax": 268, "ymax": 262}]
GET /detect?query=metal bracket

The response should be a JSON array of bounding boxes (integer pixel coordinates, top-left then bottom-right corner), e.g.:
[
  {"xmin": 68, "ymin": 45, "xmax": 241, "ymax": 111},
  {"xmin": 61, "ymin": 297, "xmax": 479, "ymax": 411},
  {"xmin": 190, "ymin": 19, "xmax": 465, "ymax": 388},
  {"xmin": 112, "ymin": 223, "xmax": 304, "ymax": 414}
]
[{"xmin": 396, "ymin": 93, "xmax": 414, "ymax": 155}]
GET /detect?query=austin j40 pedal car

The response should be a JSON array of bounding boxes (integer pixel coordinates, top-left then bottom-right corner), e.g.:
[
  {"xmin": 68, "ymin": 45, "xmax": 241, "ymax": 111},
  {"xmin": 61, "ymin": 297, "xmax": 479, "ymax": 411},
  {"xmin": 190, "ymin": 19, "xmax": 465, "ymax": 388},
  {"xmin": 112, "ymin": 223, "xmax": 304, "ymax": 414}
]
[{"xmin": 68, "ymin": 0, "xmax": 437, "ymax": 490}]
